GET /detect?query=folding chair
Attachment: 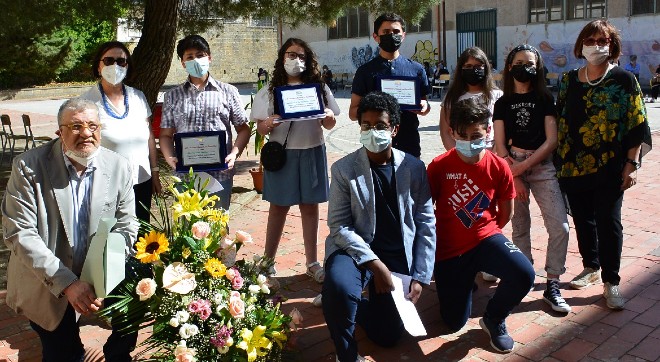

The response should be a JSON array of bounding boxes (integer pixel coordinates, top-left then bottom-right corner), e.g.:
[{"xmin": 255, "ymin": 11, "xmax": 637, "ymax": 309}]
[
  {"xmin": 432, "ymin": 74, "xmax": 451, "ymax": 100},
  {"xmin": 22, "ymin": 114, "xmax": 53, "ymax": 149},
  {"xmin": 1, "ymin": 114, "xmax": 29, "ymax": 166}
]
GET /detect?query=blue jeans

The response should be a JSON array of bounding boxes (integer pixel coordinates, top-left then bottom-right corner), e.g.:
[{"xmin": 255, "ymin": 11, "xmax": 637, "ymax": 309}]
[
  {"xmin": 434, "ymin": 233, "xmax": 535, "ymax": 331},
  {"xmin": 322, "ymin": 251, "xmax": 404, "ymax": 362}
]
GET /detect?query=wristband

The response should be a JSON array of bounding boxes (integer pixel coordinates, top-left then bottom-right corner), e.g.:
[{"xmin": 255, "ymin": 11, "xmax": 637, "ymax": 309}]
[
  {"xmin": 151, "ymin": 166, "xmax": 160, "ymax": 172},
  {"xmin": 625, "ymin": 158, "xmax": 639, "ymax": 169}
]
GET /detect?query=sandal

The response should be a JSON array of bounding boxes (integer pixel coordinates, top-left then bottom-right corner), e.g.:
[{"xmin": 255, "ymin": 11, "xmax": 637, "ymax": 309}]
[{"xmin": 306, "ymin": 262, "xmax": 325, "ymax": 283}]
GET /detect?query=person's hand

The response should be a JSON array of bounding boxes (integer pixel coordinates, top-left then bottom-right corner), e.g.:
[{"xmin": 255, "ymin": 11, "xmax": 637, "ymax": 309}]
[
  {"xmin": 63, "ymin": 280, "xmax": 102, "ymax": 315},
  {"xmin": 365, "ymin": 259, "xmax": 394, "ymax": 294},
  {"xmin": 514, "ymin": 177, "xmax": 528, "ymax": 202},
  {"xmin": 225, "ymin": 152, "xmax": 238, "ymax": 169},
  {"xmin": 165, "ymin": 156, "xmax": 178, "ymax": 170},
  {"xmin": 152, "ymin": 171, "xmax": 163, "ymax": 194},
  {"xmin": 321, "ymin": 108, "xmax": 336, "ymax": 129},
  {"xmin": 265, "ymin": 115, "xmax": 283, "ymax": 133},
  {"xmin": 508, "ymin": 157, "xmax": 526, "ymax": 177},
  {"xmin": 412, "ymin": 100, "xmax": 430, "ymax": 115},
  {"xmin": 406, "ymin": 280, "xmax": 423, "ymax": 304},
  {"xmin": 621, "ymin": 163, "xmax": 637, "ymax": 190}
]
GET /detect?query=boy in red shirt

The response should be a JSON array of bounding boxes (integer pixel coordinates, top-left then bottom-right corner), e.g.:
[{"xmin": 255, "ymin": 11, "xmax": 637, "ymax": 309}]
[{"xmin": 427, "ymin": 97, "xmax": 534, "ymax": 353}]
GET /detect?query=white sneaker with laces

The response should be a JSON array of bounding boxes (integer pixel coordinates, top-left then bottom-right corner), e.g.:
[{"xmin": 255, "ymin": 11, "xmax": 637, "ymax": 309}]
[
  {"xmin": 603, "ymin": 282, "xmax": 625, "ymax": 310},
  {"xmin": 569, "ymin": 267, "xmax": 601, "ymax": 289}
]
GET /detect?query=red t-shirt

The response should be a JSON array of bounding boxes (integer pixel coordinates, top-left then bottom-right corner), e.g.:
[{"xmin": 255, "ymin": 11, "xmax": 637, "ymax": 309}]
[{"xmin": 427, "ymin": 149, "xmax": 515, "ymax": 260}]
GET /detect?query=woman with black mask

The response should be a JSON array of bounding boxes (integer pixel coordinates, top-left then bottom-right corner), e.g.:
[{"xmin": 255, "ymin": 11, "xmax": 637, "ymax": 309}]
[{"xmin": 439, "ymin": 47, "xmax": 503, "ymax": 152}]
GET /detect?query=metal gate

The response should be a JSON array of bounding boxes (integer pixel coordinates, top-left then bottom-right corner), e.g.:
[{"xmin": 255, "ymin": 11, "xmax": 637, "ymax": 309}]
[{"xmin": 456, "ymin": 9, "xmax": 498, "ymax": 69}]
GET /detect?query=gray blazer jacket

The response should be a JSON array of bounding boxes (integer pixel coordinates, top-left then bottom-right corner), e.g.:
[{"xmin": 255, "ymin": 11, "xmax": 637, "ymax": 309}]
[
  {"xmin": 1, "ymin": 139, "xmax": 138, "ymax": 330},
  {"xmin": 325, "ymin": 148, "xmax": 436, "ymax": 285}
]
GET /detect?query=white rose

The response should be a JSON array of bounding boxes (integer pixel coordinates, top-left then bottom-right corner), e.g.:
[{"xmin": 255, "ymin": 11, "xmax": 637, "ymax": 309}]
[
  {"xmin": 178, "ymin": 323, "xmax": 199, "ymax": 339},
  {"xmin": 225, "ymin": 336, "xmax": 234, "ymax": 347},
  {"xmin": 169, "ymin": 317, "xmax": 180, "ymax": 328},
  {"xmin": 135, "ymin": 278, "xmax": 158, "ymax": 301},
  {"xmin": 176, "ymin": 310, "xmax": 190, "ymax": 323},
  {"xmin": 248, "ymin": 284, "xmax": 261, "ymax": 294},
  {"xmin": 261, "ymin": 285, "xmax": 270, "ymax": 294},
  {"xmin": 213, "ymin": 293, "xmax": 224, "ymax": 305},
  {"xmin": 257, "ymin": 275, "xmax": 268, "ymax": 285}
]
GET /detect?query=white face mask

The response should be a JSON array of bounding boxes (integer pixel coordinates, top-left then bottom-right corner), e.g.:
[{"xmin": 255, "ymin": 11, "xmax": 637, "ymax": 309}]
[
  {"xmin": 101, "ymin": 64, "xmax": 127, "ymax": 85},
  {"xmin": 184, "ymin": 56, "xmax": 210, "ymax": 78},
  {"xmin": 284, "ymin": 58, "xmax": 306, "ymax": 77},
  {"xmin": 582, "ymin": 45, "xmax": 610, "ymax": 66},
  {"xmin": 359, "ymin": 129, "xmax": 391, "ymax": 153}
]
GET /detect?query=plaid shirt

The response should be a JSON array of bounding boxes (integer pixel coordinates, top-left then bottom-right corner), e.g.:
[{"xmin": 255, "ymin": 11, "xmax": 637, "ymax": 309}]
[{"xmin": 161, "ymin": 74, "xmax": 248, "ymax": 180}]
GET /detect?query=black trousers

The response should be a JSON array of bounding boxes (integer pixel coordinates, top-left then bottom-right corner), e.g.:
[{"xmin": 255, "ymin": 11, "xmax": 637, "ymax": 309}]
[
  {"xmin": 133, "ymin": 177, "xmax": 153, "ymax": 225},
  {"xmin": 565, "ymin": 178, "xmax": 624, "ymax": 285}
]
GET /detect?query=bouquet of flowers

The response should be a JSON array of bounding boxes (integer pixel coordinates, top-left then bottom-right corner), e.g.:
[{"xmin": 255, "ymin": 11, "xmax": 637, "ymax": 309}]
[{"xmin": 101, "ymin": 171, "xmax": 291, "ymax": 361}]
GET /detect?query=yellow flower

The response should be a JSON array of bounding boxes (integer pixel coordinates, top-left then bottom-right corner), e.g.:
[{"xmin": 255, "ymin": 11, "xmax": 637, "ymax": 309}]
[
  {"xmin": 135, "ymin": 230, "xmax": 169, "ymax": 263},
  {"xmin": 270, "ymin": 330, "xmax": 288, "ymax": 349},
  {"xmin": 204, "ymin": 257, "xmax": 227, "ymax": 278},
  {"xmin": 182, "ymin": 247, "xmax": 191, "ymax": 259},
  {"xmin": 171, "ymin": 188, "xmax": 218, "ymax": 220},
  {"xmin": 237, "ymin": 326, "xmax": 272, "ymax": 362}
]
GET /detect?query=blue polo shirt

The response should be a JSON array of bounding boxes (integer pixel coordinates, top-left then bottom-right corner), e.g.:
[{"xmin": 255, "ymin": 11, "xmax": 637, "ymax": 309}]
[{"xmin": 352, "ymin": 55, "xmax": 429, "ymax": 157}]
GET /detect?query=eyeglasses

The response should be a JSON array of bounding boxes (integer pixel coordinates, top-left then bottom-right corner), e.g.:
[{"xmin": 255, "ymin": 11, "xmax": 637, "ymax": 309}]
[
  {"xmin": 285, "ymin": 51, "xmax": 306, "ymax": 61},
  {"xmin": 360, "ymin": 123, "xmax": 390, "ymax": 132},
  {"xmin": 583, "ymin": 37, "xmax": 610, "ymax": 46},
  {"xmin": 101, "ymin": 57, "xmax": 128, "ymax": 67},
  {"xmin": 60, "ymin": 122, "xmax": 101, "ymax": 134}
]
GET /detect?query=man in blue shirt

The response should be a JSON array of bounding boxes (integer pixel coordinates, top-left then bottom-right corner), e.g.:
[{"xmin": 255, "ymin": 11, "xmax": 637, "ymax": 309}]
[
  {"xmin": 349, "ymin": 13, "xmax": 431, "ymax": 158},
  {"xmin": 624, "ymin": 54, "xmax": 640, "ymax": 81}
]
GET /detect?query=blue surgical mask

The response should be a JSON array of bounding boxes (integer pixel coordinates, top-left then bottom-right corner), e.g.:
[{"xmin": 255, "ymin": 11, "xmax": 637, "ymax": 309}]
[
  {"xmin": 360, "ymin": 129, "xmax": 391, "ymax": 153},
  {"xmin": 184, "ymin": 56, "xmax": 210, "ymax": 78},
  {"xmin": 455, "ymin": 138, "xmax": 487, "ymax": 158}
]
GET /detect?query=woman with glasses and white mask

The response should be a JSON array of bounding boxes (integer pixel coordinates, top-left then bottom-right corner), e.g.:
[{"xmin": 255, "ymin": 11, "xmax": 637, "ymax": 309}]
[
  {"xmin": 82, "ymin": 41, "xmax": 162, "ymax": 224},
  {"xmin": 555, "ymin": 20, "xmax": 651, "ymax": 310},
  {"xmin": 251, "ymin": 38, "xmax": 340, "ymax": 286}
]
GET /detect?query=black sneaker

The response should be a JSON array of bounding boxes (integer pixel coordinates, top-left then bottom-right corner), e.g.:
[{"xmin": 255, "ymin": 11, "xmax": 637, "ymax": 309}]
[
  {"xmin": 479, "ymin": 314, "xmax": 514, "ymax": 353},
  {"xmin": 543, "ymin": 279, "xmax": 571, "ymax": 313}
]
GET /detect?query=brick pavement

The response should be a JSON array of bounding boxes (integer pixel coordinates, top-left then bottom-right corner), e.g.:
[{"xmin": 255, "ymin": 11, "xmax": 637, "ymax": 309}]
[{"xmin": 0, "ymin": 110, "xmax": 659, "ymax": 361}]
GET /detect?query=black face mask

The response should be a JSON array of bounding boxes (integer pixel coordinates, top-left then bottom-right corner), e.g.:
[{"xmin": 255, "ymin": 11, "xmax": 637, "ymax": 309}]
[
  {"xmin": 378, "ymin": 33, "xmax": 403, "ymax": 53},
  {"xmin": 510, "ymin": 64, "xmax": 537, "ymax": 83},
  {"xmin": 462, "ymin": 67, "xmax": 486, "ymax": 86}
]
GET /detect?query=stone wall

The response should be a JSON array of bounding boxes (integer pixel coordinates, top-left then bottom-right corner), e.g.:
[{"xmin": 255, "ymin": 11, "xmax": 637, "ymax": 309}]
[{"xmin": 163, "ymin": 21, "xmax": 279, "ymax": 85}]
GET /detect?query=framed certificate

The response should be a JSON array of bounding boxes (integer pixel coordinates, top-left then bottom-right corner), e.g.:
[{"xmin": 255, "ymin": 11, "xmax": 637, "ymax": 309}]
[
  {"xmin": 376, "ymin": 76, "xmax": 422, "ymax": 111},
  {"xmin": 275, "ymin": 83, "xmax": 326, "ymax": 121},
  {"xmin": 174, "ymin": 131, "xmax": 228, "ymax": 172}
]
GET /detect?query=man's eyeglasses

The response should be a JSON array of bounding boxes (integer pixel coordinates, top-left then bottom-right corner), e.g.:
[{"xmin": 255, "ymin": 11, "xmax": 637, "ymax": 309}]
[
  {"xmin": 101, "ymin": 57, "xmax": 128, "ymax": 67},
  {"xmin": 285, "ymin": 52, "xmax": 306, "ymax": 61},
  {"xmin": 583, "ymin": 37, "xmax": 610, "ymax": 47},
  {"xmin": 360, "ymin": 123, "xmax": 390, "ymax": 132},
  {"xmin": 60, "ymin": 122, "xmax": 101, "ymax": 134}
]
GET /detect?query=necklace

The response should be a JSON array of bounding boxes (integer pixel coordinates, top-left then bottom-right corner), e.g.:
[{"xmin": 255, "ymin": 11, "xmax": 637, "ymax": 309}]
[
  {"xmin": 99, "ymin": 83, "xmax": 129, "ymax": 119},
  {"xmin": 584, "ymin": 63, "xmax": 613, "ymax": 86}
]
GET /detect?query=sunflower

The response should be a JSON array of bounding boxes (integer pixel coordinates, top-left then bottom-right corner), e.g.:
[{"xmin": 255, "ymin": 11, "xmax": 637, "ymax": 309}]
[
  {"xmin": 135, "ymin": 230, "xmax": 170, "ymax": 263},
  {"xmin": 205, "ymin": 257, "xmax": 227, "ymax": 278}
]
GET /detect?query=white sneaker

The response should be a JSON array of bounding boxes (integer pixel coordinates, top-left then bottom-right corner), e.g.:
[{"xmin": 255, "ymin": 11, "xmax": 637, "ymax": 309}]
[
  {"xmin": 482, "ymin": 272, "xmax": 499, "ymax": 282},
  {"xmin": 336, "ymin": 355, "xmax": 367, "ymax": 362},
  {"xmin": 603, "ymin": 282, "xmax": 625, "ymax": 310},
  {"xmin": 569, "ymin": 267, "xmax": 601, "ymax": 289}
]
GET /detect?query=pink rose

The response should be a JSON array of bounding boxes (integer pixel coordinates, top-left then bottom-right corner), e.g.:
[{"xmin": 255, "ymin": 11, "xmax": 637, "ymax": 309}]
[
  {"xmin": 135, "ymin": 278, "xmax": 157, "ymax": 301},
  {"xmin": 188, "ymin": 299, "xmax": 212, "ymax": 321},
  {"xmin": 232, "ymin": 274, "xmax": 244, "ymax": 290},
  {"xmin": 225, "ymin": 267, "xmax": 237, "ymax": 281},
  {"xmin": 234, "ymin": 230, "xmax": 252, "ymax": 244},
  {"xmin": 191, "ymin": 221, "xmax": 211, "ymax": 240},
  {"xmin": 174, "ymin": 341, "xmax": 195, "ymax": 362},
  {"xmin": 228, "ymin": 291, "xmax": 245, "ymax": 319}
]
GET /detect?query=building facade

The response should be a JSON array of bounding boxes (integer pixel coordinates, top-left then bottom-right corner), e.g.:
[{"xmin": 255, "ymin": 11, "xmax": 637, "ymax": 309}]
[{"xmin": 282, "ymin": 1, "xmax": 660, "ymax": 89}]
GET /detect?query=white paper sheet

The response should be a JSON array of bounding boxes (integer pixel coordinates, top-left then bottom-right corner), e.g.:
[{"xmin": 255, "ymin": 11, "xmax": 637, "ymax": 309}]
[
  {"xmin": 196, "ymin": 172, "xmax": 224, "ymax": 194},
  {"xmin": 390, "ymin": 272, "xmax": 427, "ymax": 337},
  {"xmin": 80, "ymin": 218, "xmax": 126, "ymax": 298}
]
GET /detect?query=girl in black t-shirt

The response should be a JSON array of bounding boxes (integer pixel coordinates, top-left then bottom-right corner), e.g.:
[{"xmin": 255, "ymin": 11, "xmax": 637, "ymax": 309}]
[{"xmin": 492, "ymin": 44, "xmax": 571, "ymax": 314}]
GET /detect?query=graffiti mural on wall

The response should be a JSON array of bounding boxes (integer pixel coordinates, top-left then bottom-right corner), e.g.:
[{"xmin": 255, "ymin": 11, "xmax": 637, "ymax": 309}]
[
  {"xmin": 351, "ymin": 44, "xmax": 377, "ymax": 69},
  {"xmin": 411, "ymin": 40, "xmax": 439, "ymax": 65},
  {"xmin": 502, "ymin": 27, "xmax": 660, "ymax": 85}
]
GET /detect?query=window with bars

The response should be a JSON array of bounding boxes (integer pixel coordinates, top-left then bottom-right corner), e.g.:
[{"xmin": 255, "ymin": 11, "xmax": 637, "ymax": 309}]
[
  {"xmin": 631, "ymin": 0, "xmax": 659, "ymax": 14},
  {"xmin": 249, "ymin": 17, "xmax": 275, "ymax": 27},
  {"xmin": 529, "ymin": 0, "xmax": 607, "ymax": 22},
  {"xmin": 328, "ymin": 8, "xmax": 370, "ymax": 40}
]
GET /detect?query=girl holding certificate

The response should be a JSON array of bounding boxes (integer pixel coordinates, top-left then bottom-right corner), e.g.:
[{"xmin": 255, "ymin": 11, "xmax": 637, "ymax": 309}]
[{"xmin": 251, "ymin": 38, "xmax": 341, "ymax": 285}]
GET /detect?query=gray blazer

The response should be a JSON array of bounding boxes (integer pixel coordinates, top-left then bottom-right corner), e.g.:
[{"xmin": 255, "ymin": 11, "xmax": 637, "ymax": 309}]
[
  {"xmin": 1, "ymin": 139, "xmax": 138, "ymax": 330},
  {"xmin": 325, "ymin": 148, "xmax": 436, "ymax": 285}
]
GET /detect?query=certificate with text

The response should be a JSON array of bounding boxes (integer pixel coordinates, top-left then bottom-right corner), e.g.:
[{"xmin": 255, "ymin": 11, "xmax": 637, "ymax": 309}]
[
  {"xmin": 174, "ymin": 131, "xmax": 228, "ymax": 172},
  {"xmin": 377, "ymin": 76, "xmax": 421, "ymax": 111},
  {"xmin": 275, "ymin": 83, "xmax": 325, "ymax": 121}
]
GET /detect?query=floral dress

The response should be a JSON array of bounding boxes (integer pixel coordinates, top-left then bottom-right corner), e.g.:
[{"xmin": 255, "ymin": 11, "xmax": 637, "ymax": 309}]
[{"xmin": 555, "ymin": 66, "xmax": 651, "ymax": 191}]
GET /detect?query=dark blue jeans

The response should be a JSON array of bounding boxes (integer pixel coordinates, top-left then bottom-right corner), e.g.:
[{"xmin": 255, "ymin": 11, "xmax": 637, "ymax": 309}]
[
  {"xmin": 322, "ymin": 250, "xmax": 404, "ymax": 362},
  {"xmin": 565, "ymin": 179, "xmax": 624, "ymax": 285},
  {"xmin": 434, "ymin": 233, "xmax": 535, "ymax": 331}
]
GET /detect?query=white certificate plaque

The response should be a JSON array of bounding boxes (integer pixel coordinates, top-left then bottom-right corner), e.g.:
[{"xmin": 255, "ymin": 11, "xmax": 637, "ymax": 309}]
[
  {"xmin": 377, "ymin": 76, "xmax": 422, "ymax": 110},
  {"xmin": 275, "ymin": 83, "xmax": 326, "ymax": 120},
  {"xmin": 181, "ymin": 135, "xmax": 221, "ymax": 165}
]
